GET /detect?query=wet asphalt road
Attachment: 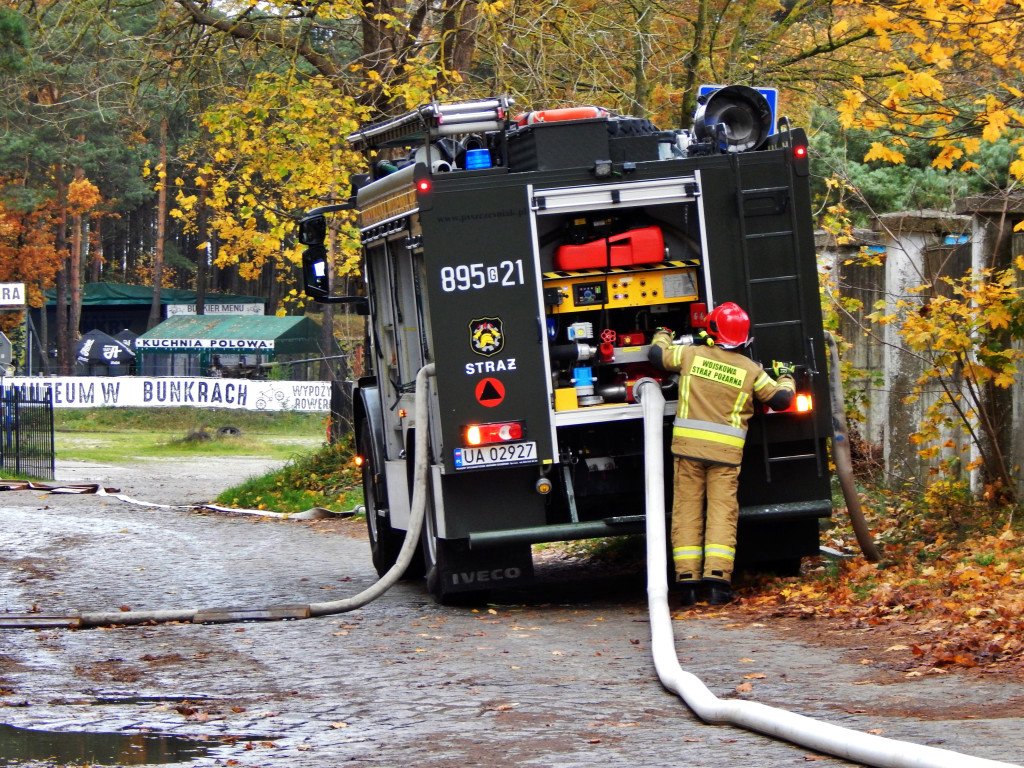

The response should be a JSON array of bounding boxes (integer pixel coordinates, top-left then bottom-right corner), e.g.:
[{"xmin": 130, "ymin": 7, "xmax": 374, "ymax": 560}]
[{"xmin": 1, "ymin": 458, "xmax": 1023, "ymax": 768}]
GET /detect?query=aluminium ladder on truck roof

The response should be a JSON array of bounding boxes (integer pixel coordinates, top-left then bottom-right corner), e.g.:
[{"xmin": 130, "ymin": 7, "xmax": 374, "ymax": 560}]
[{"xmin": 347, "ymin": 97, "xmax": 515, "ymax": 152}]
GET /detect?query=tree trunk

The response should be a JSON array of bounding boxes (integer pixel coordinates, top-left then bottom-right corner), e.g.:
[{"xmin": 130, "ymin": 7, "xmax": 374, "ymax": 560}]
[
  {"xmin": 53, "ymin": 165, "xmax": 72, "ymax": 375},
  {"xmin": 195, "ymin": 174, "xmax": 208, "ymax": 315},
  {"xmin": 680, "ymin": 0, "xmax": 711, "ymax": 128},
  {"xmin": 69, "ymin": 165, "xmax": 84, "ymax": 339},
  {"xmin": 147, "ymin": 117, "xmax": 168, "ymax": 331},
  {"xmin": 631, "ymin": 2, "xmax": 652, "ymax": 115},
  {"xmin": 90, "ymin": 217, "xmax": 103, "ymax": 282},
  {"xmin": 266, "ymin": 258, "xmax": 279, "ymax": 313},
  {"xmin": 439, "ymin": 0, "xmax": 480, "ymax": 88},
  {"xmin": 36, "ymin": 284, "xmax": 50, "ymax": 376}
]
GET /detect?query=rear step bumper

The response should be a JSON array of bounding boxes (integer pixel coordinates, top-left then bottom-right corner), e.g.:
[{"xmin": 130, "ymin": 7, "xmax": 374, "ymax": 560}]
[{"xmin": 468, "ymin": 499, "xmax": 831, "ymax": 549}]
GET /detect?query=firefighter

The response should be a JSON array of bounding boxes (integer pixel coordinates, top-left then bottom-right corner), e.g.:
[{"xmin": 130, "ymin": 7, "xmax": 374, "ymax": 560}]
[{"xmin": 648, "ymin": 302, "xmax": 794, "ymax": 606}]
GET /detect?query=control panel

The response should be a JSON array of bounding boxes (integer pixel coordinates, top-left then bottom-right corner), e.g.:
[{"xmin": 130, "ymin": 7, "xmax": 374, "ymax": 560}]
[{"xmin": 543, "ymin": 262, "xmax": 700, "ymax": 313}]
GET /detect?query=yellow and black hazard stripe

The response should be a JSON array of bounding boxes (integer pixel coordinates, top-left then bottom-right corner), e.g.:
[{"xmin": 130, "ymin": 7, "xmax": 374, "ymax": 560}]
[{"xmin": 542, "ymin": 259, "xmax": 700, "ymax": 281}]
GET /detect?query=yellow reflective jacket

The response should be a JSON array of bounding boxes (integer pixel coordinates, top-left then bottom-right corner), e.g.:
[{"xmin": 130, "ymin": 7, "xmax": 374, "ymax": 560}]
[{"xmin": 651, "ymin": 330, "xmax": 794, "ymax": 466}]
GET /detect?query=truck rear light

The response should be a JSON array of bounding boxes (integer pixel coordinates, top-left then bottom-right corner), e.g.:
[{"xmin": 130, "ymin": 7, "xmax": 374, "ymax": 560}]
[
  {"xmin": 790, "ymin": 128, "xmax": 810, "ymax": 176},
  {"xmin": 767, "ymin": 393, "xmax": 813, "ymax": 414},
  {"xmin": 465, "ymin": 421, "xmax": 524, "ymax": 446},
  {"xmin": 417, "ymin": 178, "xmax": 431, "ymax": 193},
  {"xmin": 354, "ymin": 454, "xmax": 365, "ymax": 468}
]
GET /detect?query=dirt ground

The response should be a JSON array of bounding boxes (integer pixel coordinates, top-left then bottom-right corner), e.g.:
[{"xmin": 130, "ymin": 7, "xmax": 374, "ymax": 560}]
[{"xmin": 1, "ymin": 456, "xmax": 1023, "ymax": 767}]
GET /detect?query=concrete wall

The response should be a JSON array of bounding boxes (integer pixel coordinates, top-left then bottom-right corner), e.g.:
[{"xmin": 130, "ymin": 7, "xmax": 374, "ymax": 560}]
[{"xmin": 818, "ymin": 209, "xmax": 988, "ymax": 490}]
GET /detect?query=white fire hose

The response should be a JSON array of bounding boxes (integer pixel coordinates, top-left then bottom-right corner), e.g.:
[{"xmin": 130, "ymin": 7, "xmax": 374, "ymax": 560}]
[{"xmin": 633, "ymin": 377, "xmax": 1020, "ymax": 768}]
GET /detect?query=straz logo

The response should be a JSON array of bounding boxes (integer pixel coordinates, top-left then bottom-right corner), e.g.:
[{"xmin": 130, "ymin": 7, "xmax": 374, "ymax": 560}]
[
  {"xmin": 469, "ymin": 317, "xmax": 504, "ymax": 357},
  {"xmin": 450, "ymin": 567, "xmax": 523, "ymax": 586}
]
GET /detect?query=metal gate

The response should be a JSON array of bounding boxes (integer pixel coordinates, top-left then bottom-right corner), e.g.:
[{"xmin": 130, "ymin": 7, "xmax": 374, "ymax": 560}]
[{"xmin": 0, "ymin": 386, "xmax": 55, "ymax": 480}]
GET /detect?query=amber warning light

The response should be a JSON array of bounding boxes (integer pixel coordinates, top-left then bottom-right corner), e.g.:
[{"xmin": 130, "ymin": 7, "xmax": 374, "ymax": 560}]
[{"xmin": 465, "ymin": 421, "xmax": 524, "ymax": 446}]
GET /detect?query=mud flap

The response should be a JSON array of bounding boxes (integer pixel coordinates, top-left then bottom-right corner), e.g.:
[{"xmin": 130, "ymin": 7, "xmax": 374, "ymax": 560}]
[{"xmin": 427, "ymin": 538, "xmax": 534, "ymax": 598}]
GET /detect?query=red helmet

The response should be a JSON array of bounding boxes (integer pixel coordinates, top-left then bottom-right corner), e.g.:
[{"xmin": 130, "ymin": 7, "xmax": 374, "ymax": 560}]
[{"xmin": 706, "ymin": 302, "xmax": 750, "ymax": 348}]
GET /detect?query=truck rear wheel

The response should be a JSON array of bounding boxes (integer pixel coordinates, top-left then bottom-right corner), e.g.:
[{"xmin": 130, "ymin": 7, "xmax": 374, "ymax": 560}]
[{"xmin": 360, "ymin": 423, "xmax": 412, "ymax": 578}]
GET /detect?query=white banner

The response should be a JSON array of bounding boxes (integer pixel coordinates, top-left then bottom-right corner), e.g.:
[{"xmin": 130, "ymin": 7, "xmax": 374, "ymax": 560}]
[
  {"xmin": 5, "ymin": 376, "xmax": 331, "ymax": 412},
  {"xmin": 137, "ymin": 338, "xmax": 275, "ymax": 351},
  {"xmin": 165, "ymin": 303, "xmax": 265, "ymax": 317}
]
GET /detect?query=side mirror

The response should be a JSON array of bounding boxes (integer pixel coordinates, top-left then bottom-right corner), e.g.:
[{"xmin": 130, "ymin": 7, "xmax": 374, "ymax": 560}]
[
  {"xmin": 298, "ymin": 202, "xmax": 367, "ymax": 309},
  {"xmin": 302, "ymin": 245, "xmax": 331, "ymax": 300},
  {"xmin": 301, "ymin": 243, "xmax": 369, "ymax": 311}
]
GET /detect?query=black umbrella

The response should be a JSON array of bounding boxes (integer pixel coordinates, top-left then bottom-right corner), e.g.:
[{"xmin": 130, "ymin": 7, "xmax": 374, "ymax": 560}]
[
  {"xmin": 114, "ymin": 328, "xmax": 138, "ymax": 352},
  {"xmin": 76, "ymin": 330, "xmax": 134, "ymax": 366}
]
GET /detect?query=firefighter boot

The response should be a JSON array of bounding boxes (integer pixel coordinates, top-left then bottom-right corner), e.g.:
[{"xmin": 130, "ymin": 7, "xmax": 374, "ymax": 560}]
[
  {"xmin": 703, "ymin": 578, "xmax": 734, "ymax": 605},
  {"xmin": 673, "ymin": 575, "xmax": 700, "ymax": 607}
]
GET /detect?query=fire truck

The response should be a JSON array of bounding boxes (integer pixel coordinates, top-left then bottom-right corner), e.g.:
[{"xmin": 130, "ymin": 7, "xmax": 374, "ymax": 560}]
[{"xmin": 299, "ymin": 86, "xmax": 832, "ymax": 603}]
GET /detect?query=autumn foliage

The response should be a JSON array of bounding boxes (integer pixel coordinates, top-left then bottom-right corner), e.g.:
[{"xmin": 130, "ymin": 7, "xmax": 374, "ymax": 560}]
[
  {"xmin": 728, "ymin": 503, "xmax": 1024, "ymax": 677},
  {"xmin": 0, "ymin": 177, "xmax": 63, "ymax": 333},
  {"xmin": 838, "ymin": 0, "xmax": 1024, "ymax": 181}
]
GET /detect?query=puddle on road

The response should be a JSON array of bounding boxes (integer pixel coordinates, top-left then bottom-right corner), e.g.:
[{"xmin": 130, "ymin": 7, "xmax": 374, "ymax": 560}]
[{"xmin": 0, "ymin": 723, "xmax": 229, "ymax": 765}]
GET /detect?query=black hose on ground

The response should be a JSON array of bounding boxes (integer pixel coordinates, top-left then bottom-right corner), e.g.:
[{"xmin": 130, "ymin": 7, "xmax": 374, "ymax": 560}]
[{"xmin": 824, "ymin": 331, "xmax": 880, "ymax": 562}]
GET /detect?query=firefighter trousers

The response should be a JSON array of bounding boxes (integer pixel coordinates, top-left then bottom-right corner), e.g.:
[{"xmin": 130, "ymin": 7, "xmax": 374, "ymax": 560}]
[{"xmin": 671, "ymin": 457, "xmax": 740, "ymax": 584}]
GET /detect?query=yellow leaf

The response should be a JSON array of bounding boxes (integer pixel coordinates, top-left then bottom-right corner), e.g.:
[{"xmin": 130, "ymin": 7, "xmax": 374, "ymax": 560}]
[
  {"xmin": 994, "ymin": 372, "xmax": 1015, "ymax": 388},
  {"xmin": 982, "ymin": 110, "xmax": 1010, "ymax": 142},
  {"xmin": 864, "ymin": 143, "xmax": 905, "ymax": 165},
  {"xmin": 933, "ymin": 145, "xmax": 962, "ymax": 170}
]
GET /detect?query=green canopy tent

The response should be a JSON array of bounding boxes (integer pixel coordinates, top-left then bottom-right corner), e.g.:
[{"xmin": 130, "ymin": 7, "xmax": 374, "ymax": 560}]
[
  {"xmin": 32, "ymin": 283, "xmax": 267, "ymax": 374},
  {"xmin": 136, "ymin": 315, "xmax": 324, "ymax": 379}
]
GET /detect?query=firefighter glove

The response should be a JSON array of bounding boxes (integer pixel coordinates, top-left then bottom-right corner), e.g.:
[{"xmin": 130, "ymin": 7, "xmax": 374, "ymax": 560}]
[
  {"xmin": 771, "ymin": 360, "xmax": 793, "ymax": 378},
  {"xmin": 654, "ymin": 326, "xmax": 673, "ymax": 339}
]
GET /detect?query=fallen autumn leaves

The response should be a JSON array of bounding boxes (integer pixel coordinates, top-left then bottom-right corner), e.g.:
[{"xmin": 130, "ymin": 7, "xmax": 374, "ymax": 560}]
[{"xmin": 726, "ymin": 523, "xmax": 1024, "ymax": 678}]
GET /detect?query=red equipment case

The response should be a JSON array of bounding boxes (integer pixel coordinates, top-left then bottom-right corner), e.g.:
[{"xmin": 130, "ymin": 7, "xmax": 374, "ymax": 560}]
[{"xmin": 555, "ymin": 226, "xmax": 665, "ymax": 270}]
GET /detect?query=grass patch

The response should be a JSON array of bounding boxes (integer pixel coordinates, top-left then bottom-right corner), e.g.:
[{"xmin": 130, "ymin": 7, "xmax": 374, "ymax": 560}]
[
  {"xmin": 215, "ymin": 438, "xmax": 363, "ymax": 514},
  {"xmin": 56, "ymin": 432, "xmax": 314, "ymax": 464},
  {"xmin": 53, "ymin": 408, "xmax": 326, "ymax": 464},
  {"xmin": 56, "ymin": 407, "xmax": 326, "ymax": 436}
]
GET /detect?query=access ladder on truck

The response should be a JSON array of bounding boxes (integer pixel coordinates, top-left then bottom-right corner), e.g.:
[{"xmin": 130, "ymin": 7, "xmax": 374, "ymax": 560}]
[{"xmin": 732, "ymin": 121, "xmax": 827, "ymax": 483}]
